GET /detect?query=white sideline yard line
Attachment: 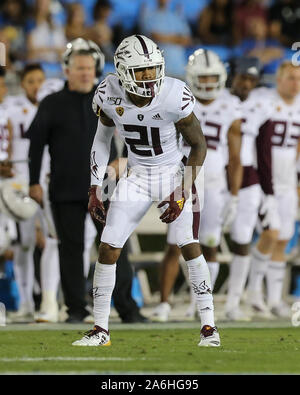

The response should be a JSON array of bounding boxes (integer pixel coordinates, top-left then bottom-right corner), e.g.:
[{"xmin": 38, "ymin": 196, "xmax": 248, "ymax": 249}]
[{"xmin": 0, "ymin": 357, "xmax": 148, "ymax": 362}]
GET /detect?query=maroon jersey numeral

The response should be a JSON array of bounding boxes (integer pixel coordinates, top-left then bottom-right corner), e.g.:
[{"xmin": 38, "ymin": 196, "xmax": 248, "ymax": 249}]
[
  {"xmin": 271, "ymin": 121, "xmax": 287, "ymax": 147},
  {"xmin": 204, "ymin": 121, "xmax": 221, "ymax": 150},
  {"xmin": 124, "ymin": 125, "xmax": 163, "ymax": 157}
]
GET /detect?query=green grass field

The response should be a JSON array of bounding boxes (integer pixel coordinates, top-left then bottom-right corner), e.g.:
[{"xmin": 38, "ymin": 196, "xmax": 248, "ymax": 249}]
[{"xmin": 1, "ymin": 326, "xmax": 300, "ymax": 374}]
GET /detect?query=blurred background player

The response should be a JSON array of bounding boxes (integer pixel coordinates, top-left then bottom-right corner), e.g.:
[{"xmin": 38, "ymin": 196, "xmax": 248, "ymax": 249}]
[
  {"xmin": 4, "ymin": 63, "xmax": 48, "ymax": 322},
  {"xmin": 246, "ymin": 61, "xmax": 300, "ymax": 319},
  {"xmin": 225, "ymin": 57, "xmax": 280, "ymax": 321},
  {"xmin": 151, "ymin": 49, "xmax": 243, "ymax": 322}
]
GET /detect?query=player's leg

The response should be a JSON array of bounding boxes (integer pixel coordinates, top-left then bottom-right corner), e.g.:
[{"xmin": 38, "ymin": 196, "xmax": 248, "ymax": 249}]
[
  {"xmin": 225, "ymin": 184, "xmax": 261, "ymax": 321},
  {"xmin": 266, "ymin": 190, "xmax": 297, "ymax": 317},
  {"xmin": 198, "ymin": 187, "xmax": 225, "ymax": 291},
  {"xmin": 36, "ymin": 197, "xmax": 60, "ymax": 322},
  {"xmin": 73, "ymin": 175, "xmax": 152, "ymax": 346},
  {"xmin": 11, "ymin": 218, "xmax": 36, "ymax": 321},
  {"xmin": 36, "ymin": 236, "xmax": 60, "ymax": 322},
  {"xmin": 83, "ymin": 214, "xmax": 97, "ymax": 278},
  {"xmin": 173, "ymin": 186, "xmax": 220, "ymax": 347},
  {"xmin": 267, "ymin": 239, "xmax": 290, "ymax": 317},
  {"xmin": 151, "ymin": 222, "xmax": 181, "ymax": 322}
]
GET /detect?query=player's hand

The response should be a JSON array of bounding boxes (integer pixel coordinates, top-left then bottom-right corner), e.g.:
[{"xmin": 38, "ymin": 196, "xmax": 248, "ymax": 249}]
[
  {"xmin": 259, "ymin": 194, "xmax": 277, "ymax": 229},
  {"xmin": 88, "ymin": 185, "xmax": 106, "ymax": 224},
  {"xmin": 0, "ymin": 160, "xmax": 13, "ymax": 178},
  {"xmin": 29, "ymin": 184, "xmax": 44, "ymax": 207},
  {"xmin": 222, "ymin": 194, "xmax": 239, "ymax": 232},
  {"xmin": 157, "ymin": 186, "xmax": 188, "ymax": 223}
]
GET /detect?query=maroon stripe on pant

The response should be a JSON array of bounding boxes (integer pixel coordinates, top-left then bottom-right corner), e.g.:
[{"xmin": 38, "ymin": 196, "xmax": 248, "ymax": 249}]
[{"xmin": 192, "ymin": 183, "xmax": 200, "ymax": 240}]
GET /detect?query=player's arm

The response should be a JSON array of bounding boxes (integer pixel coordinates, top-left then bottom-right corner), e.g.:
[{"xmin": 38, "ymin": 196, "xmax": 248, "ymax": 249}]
[
  {"xmin": 221, "ymin": 119, "xmax": 243, "ymax": 231},
  {"xmin": 227, "ymin": 119, "xmax": 243, "ymax": 196},
  {"xmin": 176, "ymin": 111, "xmax": 207, "ymax": 192},
  {"xmin": 158, "ymin": 112, "xmax": 206, "ymax": 223},
  {"xmin": 88, "ymin": 110, "xmax": 115, "ymax": 223}
]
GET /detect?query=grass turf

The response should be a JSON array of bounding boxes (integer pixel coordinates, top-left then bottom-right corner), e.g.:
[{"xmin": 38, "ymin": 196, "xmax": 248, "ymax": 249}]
[{"xmin": 0, "ymin": 327, "xmax": 300, "ymax": 374}]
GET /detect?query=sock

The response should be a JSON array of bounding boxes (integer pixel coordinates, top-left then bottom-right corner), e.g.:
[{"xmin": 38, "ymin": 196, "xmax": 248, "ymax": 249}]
[
  {"xmin": 186, "ymin": 255, "xmax": 215, "ymax": 327},
  {"xmin": 41, "ymin": 237, "xmax": 60, "ymax": 294},
  {"xmin": 266, "ymin": 261, "xmax": 286, "ymax": 308},
  {"xmin": 40, "ymin": 237, "xmax": 60, "ymax": 311},
  {"xmin": 83, "ymin": 215, "xmax": 97, "ymax": 278},
  {"xmin": 225, "ymin": 254, "xmax": 250, "ymax": 311},
  {"xmin": 93, "ymin": 262, "xmax": 116, "ymax": 331},
  {"xmin": 13, "ymin": 245, "xmax": 35, "ymax": 312},
  {"xmin": 247, "ymin": 247, "xmax": 270, "ymax": 305},
  {"xmin": 207, "ymin": 262, "xmax": 220, "ymax": 291}
]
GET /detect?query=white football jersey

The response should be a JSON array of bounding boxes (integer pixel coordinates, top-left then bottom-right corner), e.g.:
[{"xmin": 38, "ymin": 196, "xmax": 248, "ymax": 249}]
[
  {"xmin": 192, "ymin": 89, "xmax": 242, "ymax": 187},
  {"xmin": 268, "ymin": 89, "xmax": 300, "ymax": 192},
  {"xmin": 240, "ymin": 88, "xmax": 273, "ymax": 167},
  {"xmin": 0, "ymin": 107, "xmax": 10, "ymax": 161},
  {"xmin": 93, "ymin": 74, "xmax": 195, "ymax": 169},
  {"xmin": 6, "ymin": 95, "xmax": 37, "ymax": 181}
]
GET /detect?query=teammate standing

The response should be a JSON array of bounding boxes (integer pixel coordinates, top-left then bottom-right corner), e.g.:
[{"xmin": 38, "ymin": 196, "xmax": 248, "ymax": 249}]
[
  {"xmin": 225, "ymin": 57, "xmax": 280, "ymax": 321},
  {"xmin": 246, "ymin": 61, "xmax": 300, "ymax": 318}
]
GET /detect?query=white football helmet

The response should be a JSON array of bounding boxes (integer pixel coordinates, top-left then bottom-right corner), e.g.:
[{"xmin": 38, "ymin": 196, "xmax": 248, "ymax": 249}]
[
  {"xmin": 186, "ymin": 49, "xmax": 227, "ymax": 100},
  {"xmin": 114, "ymin": 35, "xmax": 165, "ymax": 98},
  {"xmin": 62, "ymin": 38, "xmax": 105, "ymax": 78},
  {"xmin": 0, "ymin": 179, "xmax": 39, "ymax": 222}
]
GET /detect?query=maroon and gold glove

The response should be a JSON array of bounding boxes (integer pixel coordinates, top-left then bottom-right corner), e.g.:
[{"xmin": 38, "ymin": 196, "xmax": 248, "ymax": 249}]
[
  {"xmin": 157, "ymin": 186, "xmax": 189, "ymax": 223},
  {"xmin": 88, "ymin": 185, "xmax": 106, "ymax": 224}
]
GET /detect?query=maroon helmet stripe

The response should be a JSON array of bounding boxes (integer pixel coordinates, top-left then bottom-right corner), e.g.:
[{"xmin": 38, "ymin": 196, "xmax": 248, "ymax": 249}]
[{"xmin": 135, "ymin": 35, "xmax": 150, "ymax": 58}]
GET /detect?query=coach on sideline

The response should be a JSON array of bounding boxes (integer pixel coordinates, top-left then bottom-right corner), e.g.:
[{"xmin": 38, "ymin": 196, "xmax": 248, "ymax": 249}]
[{"xmin": 27, "ymin": 39, "xmax": 146, "ymax": 323}]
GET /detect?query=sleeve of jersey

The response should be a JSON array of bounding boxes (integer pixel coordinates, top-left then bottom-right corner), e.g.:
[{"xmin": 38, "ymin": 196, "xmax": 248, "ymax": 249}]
[
  {"xmin": 92, "ymin": 79, "xmax": 107, "ymax": 117},
  {"xmin": 256, "ymin": 119, "xmax": 274, "ymax": 195},
  {"xmin": 90, "ymin": 119, "xmax": 114, "ymax": 187},
  {"xmin": 175, "ymin": 84, "xmax": 196, "ymax": 122}
]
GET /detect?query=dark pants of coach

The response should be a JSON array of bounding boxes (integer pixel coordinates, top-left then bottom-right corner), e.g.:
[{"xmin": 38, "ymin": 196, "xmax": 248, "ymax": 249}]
[{"xmin": 51, "ymin": 201, "xmax": 140, "ymax": 320}]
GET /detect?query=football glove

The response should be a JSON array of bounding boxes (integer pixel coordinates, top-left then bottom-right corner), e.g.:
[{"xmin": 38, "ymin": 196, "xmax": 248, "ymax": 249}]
[
  {"xmin": 222, "ymin": 194, "xmax": 239, "ymax": 232},
  {"xmin": 157, "ymin": 186, "xmax": 188, "ymax": 223},
  {"xmin": 88, "ymin": 185, "xmax": 106, "ymax": 224},
  {"xmin": 259, "ymin": 194, "xmax": 277, "ymax": 230}
]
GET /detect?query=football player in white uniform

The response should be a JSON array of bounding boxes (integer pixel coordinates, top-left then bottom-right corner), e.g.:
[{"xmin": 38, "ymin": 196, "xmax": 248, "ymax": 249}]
[
  {"xmin": 246, "ymin": 61, "xmax": 300, "ymax": 318},
  {"xmin": 5, "ymin": 64, "xmax": 48, "ymax": 321},
  {"xmin": 225, "ymin": 58, "xmax": 280, "ymax": 321},
  {"xmin": 73, "ymin": 35, "xmax": 220, "ymax": 347},
  {"xmin": 151, "ymin": 50, "xmax": 243, "ymax": 322}
]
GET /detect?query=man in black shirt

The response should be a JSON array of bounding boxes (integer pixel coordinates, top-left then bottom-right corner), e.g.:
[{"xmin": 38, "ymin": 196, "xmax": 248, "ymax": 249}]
[{"xmin": 28, "ymin": 39, "xmax": 147, "ymax": 323}]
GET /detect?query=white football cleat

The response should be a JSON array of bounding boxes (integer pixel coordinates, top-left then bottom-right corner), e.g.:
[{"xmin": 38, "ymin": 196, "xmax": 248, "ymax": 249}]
[
  {"xmin": 35, "ymin": 302, "xmax": 59, "ymax": 323},
  {"xmin": 249, "ymin": 302, "xmax": 275, "ymax": 320},
  {"xmin": 198, "ymin": 325, "xmax": 220, "ymax": 347},
  {"xmin": 225, "ymin": 307, "xmax": 251, "ymax": 322},
  {"xmin": 72, "ymin": 326, "xmax": 111, "ymax": 346},
  {"xmin": 8, "ymin": 304, "xmax": 35, "ymax": 322},
  {"xmin": 151, "ymin": 302, "xmax": 171, "ymax": 322},
  {"xmin": 270, "ymin": 302, "xmax": 291, "ymax": 318}
]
